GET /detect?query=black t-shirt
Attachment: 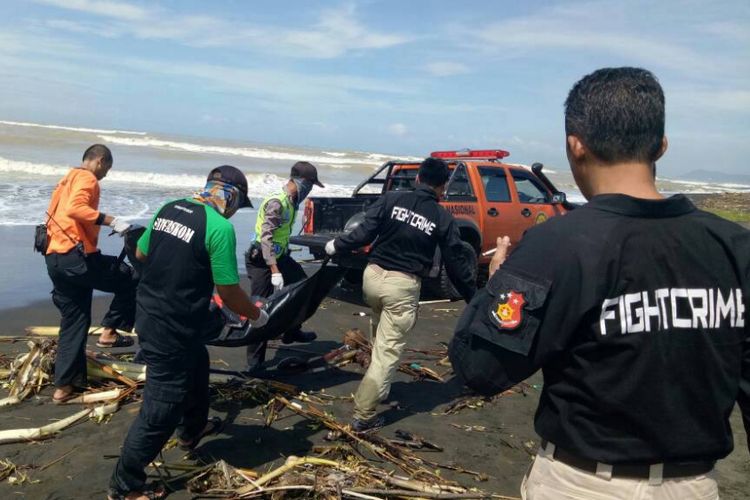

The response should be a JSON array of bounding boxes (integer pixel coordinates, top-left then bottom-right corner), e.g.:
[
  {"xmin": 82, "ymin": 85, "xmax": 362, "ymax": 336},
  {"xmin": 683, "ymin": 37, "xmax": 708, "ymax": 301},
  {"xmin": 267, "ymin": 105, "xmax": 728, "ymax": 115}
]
[
  {"xmin": 450, "ymin": 194, "xmax": 750, "ymax": 464},
  {"xmin": 334, "ymin": 185, "xmax": 476, "ymax": 301},
  {"xmin": 136, "ymin": 198, "xmax": 238, "ymax": 350}
]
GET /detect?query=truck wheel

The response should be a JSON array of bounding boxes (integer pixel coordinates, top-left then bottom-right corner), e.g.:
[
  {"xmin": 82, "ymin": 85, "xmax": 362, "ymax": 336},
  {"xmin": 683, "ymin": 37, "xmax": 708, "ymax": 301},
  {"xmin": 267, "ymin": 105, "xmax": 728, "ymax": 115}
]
[{"xmin": 425, "ymin": 241, "xmax": 477, "ymax": 300}]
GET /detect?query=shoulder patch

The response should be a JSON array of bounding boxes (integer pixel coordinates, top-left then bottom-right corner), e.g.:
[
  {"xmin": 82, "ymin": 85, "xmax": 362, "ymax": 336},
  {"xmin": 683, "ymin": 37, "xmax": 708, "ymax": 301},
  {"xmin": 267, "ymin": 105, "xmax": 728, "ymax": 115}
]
[
  {"xmin": 472, "ymin": 268, "xmax": 551, "ymax": 355},
  {"xmin": 490, "ymin": 291, "xmax": 526, "ymax": 330}
]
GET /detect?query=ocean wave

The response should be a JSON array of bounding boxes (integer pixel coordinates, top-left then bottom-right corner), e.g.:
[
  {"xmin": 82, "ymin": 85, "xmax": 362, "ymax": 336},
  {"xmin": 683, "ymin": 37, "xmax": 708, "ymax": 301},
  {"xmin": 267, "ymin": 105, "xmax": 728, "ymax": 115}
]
[
  {"xmin": 97, "ymin": 135, "xmax": 414, "ymax": 168},
  {"xmin": 0, "ymin": 120, "xmax": 146, "ymax": 136},
  {"xmin": 662, "ymin": 179, "xmax": 750, "ymax": 192},
  {"xmin": 0, "ymin": 156, "xmax": 356, "ymax": 197}
]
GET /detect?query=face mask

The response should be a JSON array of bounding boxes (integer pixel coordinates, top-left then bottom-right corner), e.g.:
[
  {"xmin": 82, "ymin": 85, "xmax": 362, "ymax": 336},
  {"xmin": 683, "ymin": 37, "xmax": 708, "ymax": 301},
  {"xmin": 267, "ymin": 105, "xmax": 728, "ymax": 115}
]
[
  {"xmin": 292, "ymin": 178, "xmax": 313, "ymax": 205},
  {"xmin": 194, "ymin": 180, "xmax": 241, "ymax": 218}
]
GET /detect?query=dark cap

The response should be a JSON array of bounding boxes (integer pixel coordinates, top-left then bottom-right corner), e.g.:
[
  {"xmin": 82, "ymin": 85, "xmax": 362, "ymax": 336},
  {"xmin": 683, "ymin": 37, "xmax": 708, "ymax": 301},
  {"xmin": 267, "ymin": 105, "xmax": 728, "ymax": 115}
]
[
  {"xmin": 290, "ymin": 161, "xmax": 324, "ymax": 188},
  {"xmin": 208, "ymin": 165, "xmax": 253, "ymax": 208}
]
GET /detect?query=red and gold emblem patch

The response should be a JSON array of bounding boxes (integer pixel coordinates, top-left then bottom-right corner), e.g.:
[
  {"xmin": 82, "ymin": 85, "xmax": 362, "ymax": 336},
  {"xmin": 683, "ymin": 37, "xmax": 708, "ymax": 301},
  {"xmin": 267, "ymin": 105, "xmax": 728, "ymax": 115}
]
[{"xmin": 491, "ymin": 291, "xmax": 526, "ymax": 330}]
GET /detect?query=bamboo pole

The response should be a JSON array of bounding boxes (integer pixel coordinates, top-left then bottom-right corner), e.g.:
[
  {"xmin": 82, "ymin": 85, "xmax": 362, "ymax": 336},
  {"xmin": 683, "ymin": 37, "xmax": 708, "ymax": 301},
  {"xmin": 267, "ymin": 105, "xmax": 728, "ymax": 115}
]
[
  {"xmin": 25, "ymin": 326, "xmax": 137, "ymax": 337},
  {"xmin": 62, "ymin": 388, "xmax": 122, "ymax": 405},
  {"xmin": 0, "ymin": 408, "xmax": 92, "ymax": 444}
]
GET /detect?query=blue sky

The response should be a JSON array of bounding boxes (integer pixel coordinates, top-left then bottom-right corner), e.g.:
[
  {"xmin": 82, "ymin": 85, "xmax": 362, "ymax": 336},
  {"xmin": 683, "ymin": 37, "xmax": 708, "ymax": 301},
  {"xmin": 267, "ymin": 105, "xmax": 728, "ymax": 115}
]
[{"xmin": 0, "ymin": 0, "xmax": 747, "ymax": 176}]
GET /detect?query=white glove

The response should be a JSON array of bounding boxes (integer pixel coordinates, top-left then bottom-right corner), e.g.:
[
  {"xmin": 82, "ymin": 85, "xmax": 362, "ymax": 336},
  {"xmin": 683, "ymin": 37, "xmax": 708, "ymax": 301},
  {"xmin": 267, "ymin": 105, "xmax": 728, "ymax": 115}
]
[
  {"xmin": 249, "ymin": 309, "xmax": 269, "ymax": 328},
  {"xmin": 271, "ymin": 273, "xmax": 284, "ymax": 291},
  {"xmin": 325, "ymin": 239, "xmax": 337, "ymax": 256},
  {"xmin": 110, "ymin": 217, "xmax": 131, "ymax": 234}
]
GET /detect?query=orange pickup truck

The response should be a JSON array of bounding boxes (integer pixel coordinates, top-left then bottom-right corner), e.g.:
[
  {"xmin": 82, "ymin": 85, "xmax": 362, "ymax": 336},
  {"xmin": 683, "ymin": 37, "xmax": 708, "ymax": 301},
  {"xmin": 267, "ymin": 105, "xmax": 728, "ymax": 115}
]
[{"xmin": 290, "ymin": 149, "xmax": 572, "ymax": 298}]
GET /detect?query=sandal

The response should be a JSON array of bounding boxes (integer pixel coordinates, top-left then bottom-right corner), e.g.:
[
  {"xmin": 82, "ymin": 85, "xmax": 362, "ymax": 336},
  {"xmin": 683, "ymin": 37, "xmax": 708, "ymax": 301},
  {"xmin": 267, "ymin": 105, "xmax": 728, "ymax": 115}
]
[
  {"xmin": 108, "ymin": 483, "xmax": 166, "ymax": 499},
  {"xmin": 178, "ymin": 416, "xmax": 224, "ymax": 451},
  {"xmin": 52, "ymin": 390, "xmax": 79, "ymax": 405},
  {"xmin": 97, "ymin": 334, "xmax": 135, "ymax": 348}
]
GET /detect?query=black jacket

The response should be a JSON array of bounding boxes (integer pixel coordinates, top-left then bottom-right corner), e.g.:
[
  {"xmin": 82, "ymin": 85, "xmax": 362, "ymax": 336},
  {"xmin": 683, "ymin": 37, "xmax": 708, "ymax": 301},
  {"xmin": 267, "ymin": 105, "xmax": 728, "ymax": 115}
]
[
  {"xmin": 334, "ymin": 185, "xmax": 476, "ymax": 302},
  {"xmin": 450, "ymin": 194, "xmax": 750, "ymax": 464}
]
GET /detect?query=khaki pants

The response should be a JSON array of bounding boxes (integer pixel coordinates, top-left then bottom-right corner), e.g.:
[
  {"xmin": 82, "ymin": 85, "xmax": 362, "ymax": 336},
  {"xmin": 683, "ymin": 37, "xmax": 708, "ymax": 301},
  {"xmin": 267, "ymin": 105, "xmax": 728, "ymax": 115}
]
[
  {"xmin": 353, "ymin": 263, "xmax": 421, "ymax": 421},
  {"xmin": 521, "ymin": 444, "xmax": 719, "ymax": 500}
]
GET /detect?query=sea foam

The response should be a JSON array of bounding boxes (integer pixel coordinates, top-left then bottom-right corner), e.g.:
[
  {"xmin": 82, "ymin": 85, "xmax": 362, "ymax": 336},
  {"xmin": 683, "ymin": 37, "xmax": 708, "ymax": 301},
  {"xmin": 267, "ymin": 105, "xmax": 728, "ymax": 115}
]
[
  {"xmin": 0, "ymin": 156, "xmax": 356, "ymax": 197},
  {"xmin": 0, "ymin": 120, "xmax": 146, "ymax": 136},
  {"xmin": 97, "ymin": 134, "xmax": 421, "ymax": 167}
]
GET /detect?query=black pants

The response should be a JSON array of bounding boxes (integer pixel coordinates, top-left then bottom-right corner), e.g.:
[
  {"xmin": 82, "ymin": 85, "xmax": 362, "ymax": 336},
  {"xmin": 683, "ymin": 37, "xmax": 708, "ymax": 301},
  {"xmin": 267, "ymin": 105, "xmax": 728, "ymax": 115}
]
[
  {"xmin": 245, "ymin": 252, "xmax": 307, "ymax": 367},
  {"xmin": 109, "ymin": 330, "xmax": 210, "ymax": 496},
  {"xmin": 45, "ymin": 250, "xmax": 136, "ymax": 387}
]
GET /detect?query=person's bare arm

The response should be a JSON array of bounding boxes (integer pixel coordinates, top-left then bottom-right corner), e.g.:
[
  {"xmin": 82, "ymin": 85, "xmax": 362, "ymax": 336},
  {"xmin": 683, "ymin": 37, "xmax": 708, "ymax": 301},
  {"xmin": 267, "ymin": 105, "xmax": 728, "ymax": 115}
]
[
  {"xmin": 215, "ymin": 284, "xmax": 261, "ymax": 320},
  {"xmin": 135, "ymin": 247, "xmax": 147, "ymax": 262},
  {"xmin": 489, "ymin": 236, "xmax": 511, "ymax": 277}
]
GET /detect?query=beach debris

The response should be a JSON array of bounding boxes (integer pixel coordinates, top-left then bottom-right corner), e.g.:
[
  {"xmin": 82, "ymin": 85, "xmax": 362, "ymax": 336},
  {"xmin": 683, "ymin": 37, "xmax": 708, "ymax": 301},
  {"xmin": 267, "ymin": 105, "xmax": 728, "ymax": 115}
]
[
  {"xmin": 0, "ymin": 403, "xmax": 118, "ymax": 445},
  {"xmin": 25, "ymin": 325, "xmax": 137, "ymax": 337},
  {"xmin": 450, "ymin": 424, "xmax": 487, "ymax": 433},
  {"xmin": 61, "ymin": 387, "xmax": 124, "ymax": 405},
  {"xmin": 87, "ymin": 354, "xmax": 143, "ymax": 385},
  {"xmin": 418, "ymin": 299, "xmax": 452, "ymax": 305},
  {"xmin": 0, "ymin": 339, "xmax": 56, "ymax": 406},
  {"xmin": 186, "ymin": 459, "xmax": 259, "ymax": 495},
  {"xmin": 0, "ymin": 458, "xmax": 37, "ymax": 485},
  {"xmin": 267, "ymin": 395, "xmax": 488, "ymax": 482},
  {"xmin": 331, "ymin": 329, "xmax": 448, "ymax": 382},
  {"xmin": 185, "ymin": 448, "xmax": 498, "ymax": 499},
  {"xmin": 391, "ymin": 429, "xmax": 444, "ymax": 451},
  {"xmin": 437, "ymin": 383, "xmax": 531, "ymax": 416}
]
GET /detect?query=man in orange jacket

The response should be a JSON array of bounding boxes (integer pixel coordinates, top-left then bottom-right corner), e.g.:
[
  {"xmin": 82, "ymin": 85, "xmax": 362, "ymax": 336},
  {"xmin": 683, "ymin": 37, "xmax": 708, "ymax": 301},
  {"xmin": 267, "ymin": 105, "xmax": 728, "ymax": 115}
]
[{"xmin": 45, "ymin": 144, "xmax": 137, "ymax": 403}]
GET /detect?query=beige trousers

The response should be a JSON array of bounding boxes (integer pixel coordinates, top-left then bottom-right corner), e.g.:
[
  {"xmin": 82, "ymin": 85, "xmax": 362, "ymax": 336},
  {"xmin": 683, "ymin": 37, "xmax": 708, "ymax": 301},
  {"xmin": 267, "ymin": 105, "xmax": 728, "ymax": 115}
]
[
  {"xmin": 521, "ymin": 444, "xmax": 719, "ymax": 500},
  {"xmin": 353, "ymin": 263, "xmax": 421, "ymax": 421}
]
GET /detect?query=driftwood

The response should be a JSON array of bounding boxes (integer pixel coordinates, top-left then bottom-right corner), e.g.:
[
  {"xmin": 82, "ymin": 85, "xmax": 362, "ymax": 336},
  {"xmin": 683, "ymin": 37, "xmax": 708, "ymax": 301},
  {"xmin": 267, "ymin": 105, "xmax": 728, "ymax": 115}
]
[
  {"xmin": 0, "ymin": 340, "xmax": 56, "ymax": 406},
  {"xmin": 0, "ymin": 403, "xmax": 118, "ymax": 445},
  {"xmin": 25, "ymin": 326, "xmax": 137, "ymax": 337}
]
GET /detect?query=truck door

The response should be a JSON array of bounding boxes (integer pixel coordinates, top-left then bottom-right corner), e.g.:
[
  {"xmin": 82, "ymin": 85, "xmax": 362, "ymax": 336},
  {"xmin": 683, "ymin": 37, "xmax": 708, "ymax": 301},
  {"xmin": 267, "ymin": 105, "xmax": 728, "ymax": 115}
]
[
  {"xmin": 477, "ymin": 166, "xmax": 527, "ymax": 247},
  {"xmin": 442, "ymin": 164, "xmax": 481, "ymax": 229},
  {"xmin": 509, "ymin": 169, "xmax": 557, "ymax": 227}
]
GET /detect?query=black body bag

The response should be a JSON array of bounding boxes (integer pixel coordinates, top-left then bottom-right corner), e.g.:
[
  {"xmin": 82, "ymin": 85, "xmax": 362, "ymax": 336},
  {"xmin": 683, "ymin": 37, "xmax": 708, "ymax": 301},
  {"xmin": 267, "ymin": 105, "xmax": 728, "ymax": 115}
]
[{"xmin": 206, "ymin": 259, "xmax": 346, "ymax": 347}]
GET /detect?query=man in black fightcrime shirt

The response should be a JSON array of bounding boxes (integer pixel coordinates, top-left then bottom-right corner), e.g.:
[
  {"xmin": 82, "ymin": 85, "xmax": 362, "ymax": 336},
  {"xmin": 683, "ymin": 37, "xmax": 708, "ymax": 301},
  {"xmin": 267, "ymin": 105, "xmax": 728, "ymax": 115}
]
[
  {"xmin": 326, "ymin": 157, "xmax": 476, "ymax": 430},
  {"xmin": 449, "ymin": 68, "xmax": 749, "ymax": 498}
]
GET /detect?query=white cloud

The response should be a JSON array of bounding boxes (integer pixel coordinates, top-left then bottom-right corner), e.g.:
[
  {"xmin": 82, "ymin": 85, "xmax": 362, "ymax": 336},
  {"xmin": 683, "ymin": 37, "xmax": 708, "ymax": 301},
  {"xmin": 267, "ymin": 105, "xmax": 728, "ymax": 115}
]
[
  {"xmin": 34, "ymin": 0, "xmax": 148, "ymax": 21},
  {"xmin": 423, "ymin": 61, "xmax": 470, "ymax": 77},
  {"xmin": 462, "ymin": 1, "xmax": 746, "ymax": 78},
  {"xmin": 34, "ymin": 1, "xmax": 412, "ymax": 59},
  {"xmin": 388, "ymin": 123, "xmax": 408, "ymax": 136}
]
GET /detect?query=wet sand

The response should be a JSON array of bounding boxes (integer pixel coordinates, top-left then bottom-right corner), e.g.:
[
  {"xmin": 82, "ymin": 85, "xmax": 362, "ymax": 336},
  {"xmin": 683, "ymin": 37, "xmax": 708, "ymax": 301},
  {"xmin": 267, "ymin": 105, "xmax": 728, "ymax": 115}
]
[{"xmin": 0, "ymin": 280, "xmax": 748, "ymax": 499}]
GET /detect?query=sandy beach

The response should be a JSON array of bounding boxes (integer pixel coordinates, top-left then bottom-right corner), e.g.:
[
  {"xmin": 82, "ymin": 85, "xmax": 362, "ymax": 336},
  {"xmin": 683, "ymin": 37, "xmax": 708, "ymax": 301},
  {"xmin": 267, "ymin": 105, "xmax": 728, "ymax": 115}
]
[
  {"xmin": 0, "ymin": 196, "xmax": 748, "ymax": 499},
  {"xmin": 1, "ymin": 269, "xmax": 749, "ymax": 499}
]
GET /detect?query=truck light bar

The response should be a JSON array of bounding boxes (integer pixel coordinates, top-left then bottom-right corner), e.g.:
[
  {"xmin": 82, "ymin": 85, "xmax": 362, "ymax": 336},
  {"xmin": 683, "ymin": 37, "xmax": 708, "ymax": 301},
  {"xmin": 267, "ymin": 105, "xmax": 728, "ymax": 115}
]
[{"xmin": 430, "ymin": 149, "xmax": 510, "ymax": 159}]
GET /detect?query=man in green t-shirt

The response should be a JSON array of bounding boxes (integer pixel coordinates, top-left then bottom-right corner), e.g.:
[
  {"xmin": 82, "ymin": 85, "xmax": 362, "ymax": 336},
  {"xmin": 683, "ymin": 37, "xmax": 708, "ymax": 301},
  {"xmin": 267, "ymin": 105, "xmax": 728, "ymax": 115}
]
[{"xmin": 108, "ymin": 166, "xmax": 268, "ymax": 500}]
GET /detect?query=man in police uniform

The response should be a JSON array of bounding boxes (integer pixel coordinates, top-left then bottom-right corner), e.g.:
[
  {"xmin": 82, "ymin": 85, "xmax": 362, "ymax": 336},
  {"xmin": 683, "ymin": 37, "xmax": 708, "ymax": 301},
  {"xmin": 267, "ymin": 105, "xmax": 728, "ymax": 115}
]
[
  {"xmin": 327, "ymin": 157, "xmax": 476, "ymax": 430},
  {"xmin": 244, "ymin": 161, "xmax": 324, "ymax": 370},
  {"xmin": 449, "ymin": 67, "xmax": 749, "ymax": 498},
  {"xmin": 108, "ymin": 166, "xmax": 268, "ymax": 500}
]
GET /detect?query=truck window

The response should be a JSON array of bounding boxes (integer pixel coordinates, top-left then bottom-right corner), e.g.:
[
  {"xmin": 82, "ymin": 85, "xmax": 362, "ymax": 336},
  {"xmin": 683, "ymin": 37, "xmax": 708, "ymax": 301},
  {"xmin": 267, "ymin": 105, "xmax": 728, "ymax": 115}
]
[
  {"xmin": 479, "ymin": 167, "xmax": 511, "ymax": 202},
  {"xmin": 389, "ymin": 169, "xmax": 417, "ymax": 191},
  {"xmin": 444, "ymin": 164, "xmax": 476, "ymax": 201},
  {"xmin": 511, "ymin": 171, "xmax": 549, "ymax": 203}
]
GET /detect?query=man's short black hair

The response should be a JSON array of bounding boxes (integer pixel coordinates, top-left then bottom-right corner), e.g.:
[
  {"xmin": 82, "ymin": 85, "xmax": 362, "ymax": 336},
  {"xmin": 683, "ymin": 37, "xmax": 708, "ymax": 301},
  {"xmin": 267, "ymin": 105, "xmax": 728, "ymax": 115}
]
[
  {"xmin": 565, "ymin": 67, "xmax": 665, "ymax": 164},
  {"xmin": 82, "ymin": 144, "xmax": 113, "ymax": 165},
  {"xmin": 418, "ymin": 157, "xmax": 450, "ymax": 187}
]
